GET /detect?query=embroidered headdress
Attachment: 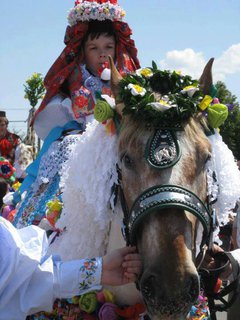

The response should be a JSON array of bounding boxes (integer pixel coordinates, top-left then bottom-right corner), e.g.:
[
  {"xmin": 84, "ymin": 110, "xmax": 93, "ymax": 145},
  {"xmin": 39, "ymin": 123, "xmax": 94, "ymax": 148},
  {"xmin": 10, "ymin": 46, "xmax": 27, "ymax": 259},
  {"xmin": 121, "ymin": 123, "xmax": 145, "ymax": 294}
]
[{"xmin": 32, "ymin": 0, "xmax": 140, "ymax": 124}]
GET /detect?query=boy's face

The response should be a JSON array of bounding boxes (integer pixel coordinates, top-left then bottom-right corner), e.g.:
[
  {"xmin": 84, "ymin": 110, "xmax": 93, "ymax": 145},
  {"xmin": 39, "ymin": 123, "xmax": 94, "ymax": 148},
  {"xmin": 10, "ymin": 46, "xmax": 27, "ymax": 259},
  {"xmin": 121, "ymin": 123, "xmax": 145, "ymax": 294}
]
[{"xmin": 83, "ymin": 34, "xmax": 115, "ymax": 76}]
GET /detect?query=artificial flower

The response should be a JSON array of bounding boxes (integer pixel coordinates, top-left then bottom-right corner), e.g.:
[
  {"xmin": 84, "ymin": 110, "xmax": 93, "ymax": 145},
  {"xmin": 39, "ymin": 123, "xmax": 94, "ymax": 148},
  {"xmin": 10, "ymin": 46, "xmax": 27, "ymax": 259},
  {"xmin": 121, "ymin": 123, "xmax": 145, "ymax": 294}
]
[
  {"xmin": 148, "ymin": 95, "xmax": 177, "ymax": 112},
  {"xmin": 136, "ymin": 68, "xmax": 153, "ymax": 78},
  {"xmin": 127, "ymin": 83, "xmax": 146, "ymax": 96},
  {"xmin": 68, "ymin": 2, "xmax": 125, "ymax": 26},
  {"xmin": 46, "ymin": 199, "xmax": 63, "ymax": 212},
  {"xmin": 207, "ymin": 103, "xmax": 228, "ymax": 128},
  {"xmin": 79, "ymin": 292, "xmax": 97, "ymax": 313},
  {"xmin": 46, "ymin": 199, "xmax": 63, "ymax": 227},
  {"xmin": 102, "ymin": 288, "xmax": 115, "ymax": 303},
  {"xmin": 116, "ymin": 303, "xmax": 145, "ymax": 319},
  {"xmin": 181, "ymin": 85, "xmax": 199, "ymax": 98},
  {"xmin": 12, "ymin": 181, "xmax": 21, "ymax": 191},
  {"xmin": 98, "ymin": 302, "xmax": 118, "ymax": 320},
  {"xmin": 101, "ymin": 94, "xmax": 116, "ymax": 109},
  {"xmin": 148, "ymin": 101, "xmax": 173, "ymax": 112},
  {"xmin": 94, "ymin": 100, "xmax": 114, "ymax": 122},
  {"xmin": 199, "ymin": 95, "xmax": 213, "ymax": 110}
]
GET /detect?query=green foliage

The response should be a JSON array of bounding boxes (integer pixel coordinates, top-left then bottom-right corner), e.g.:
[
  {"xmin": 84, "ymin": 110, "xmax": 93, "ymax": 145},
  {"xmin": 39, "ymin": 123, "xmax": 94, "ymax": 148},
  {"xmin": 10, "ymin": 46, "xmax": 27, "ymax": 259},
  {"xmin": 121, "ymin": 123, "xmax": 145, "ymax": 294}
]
[
  {"xmin": 24, "ymin": 73, "xmax": 45, "ymax": 108},
  {"xmin": 218, "ymin": 81, "xmax": 240, "ymax": 160}
]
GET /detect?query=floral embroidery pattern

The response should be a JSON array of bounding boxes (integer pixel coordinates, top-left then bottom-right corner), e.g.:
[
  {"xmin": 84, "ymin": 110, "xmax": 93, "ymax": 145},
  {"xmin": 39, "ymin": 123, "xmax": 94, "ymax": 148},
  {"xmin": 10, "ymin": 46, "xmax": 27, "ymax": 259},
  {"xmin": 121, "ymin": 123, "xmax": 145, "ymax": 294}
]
[{"xmin": 79, "ymin": 258, "xmax": 98, "ymax": 291}]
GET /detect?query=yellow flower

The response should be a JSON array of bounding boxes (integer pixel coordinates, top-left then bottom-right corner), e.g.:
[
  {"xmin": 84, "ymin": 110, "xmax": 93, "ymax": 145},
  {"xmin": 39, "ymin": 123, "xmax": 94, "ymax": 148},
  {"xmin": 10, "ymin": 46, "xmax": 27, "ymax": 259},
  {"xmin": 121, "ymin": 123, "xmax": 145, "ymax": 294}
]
[
  {"xmin": 199, "ymin": 95, "xmax": 213, "ymax": 110},
  {"xmin": 13, "ymin": 181, "xmax": 21, "ymax": 191},
  {"xmin": 46, "ymin": 199, "xmax": 63, "ymax": 212},
  {"xmin": 136, "ymin": 68, "xmax": 153, "ymax": 78},
  {"xmin": 127, "ymin": 83, "xmax": 146, "ymax": 96},
  {"xmin": 103, "ymin": 289, "xmax": 115, "ymax": 303}
]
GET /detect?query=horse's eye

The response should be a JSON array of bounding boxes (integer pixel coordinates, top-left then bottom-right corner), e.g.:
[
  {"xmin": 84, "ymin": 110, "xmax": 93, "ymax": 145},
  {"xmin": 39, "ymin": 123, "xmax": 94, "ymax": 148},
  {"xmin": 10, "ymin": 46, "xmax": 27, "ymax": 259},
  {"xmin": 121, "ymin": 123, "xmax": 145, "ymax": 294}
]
[
  {"xmin": 122, "ymin": 153, "xmax": 134, "ymax": 169},
  {"xmin": 205, "ymin": 153, "xmax": 211, "ymax": 164}
]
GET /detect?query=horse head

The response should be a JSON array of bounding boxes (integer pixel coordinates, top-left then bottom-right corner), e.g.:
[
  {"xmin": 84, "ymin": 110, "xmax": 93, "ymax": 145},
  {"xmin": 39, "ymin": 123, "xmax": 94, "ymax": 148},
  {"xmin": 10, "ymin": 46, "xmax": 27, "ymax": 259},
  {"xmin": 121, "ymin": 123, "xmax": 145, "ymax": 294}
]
[{"xmin": 109, "ymin": 57, "xmax": 215, "ymax": 319}]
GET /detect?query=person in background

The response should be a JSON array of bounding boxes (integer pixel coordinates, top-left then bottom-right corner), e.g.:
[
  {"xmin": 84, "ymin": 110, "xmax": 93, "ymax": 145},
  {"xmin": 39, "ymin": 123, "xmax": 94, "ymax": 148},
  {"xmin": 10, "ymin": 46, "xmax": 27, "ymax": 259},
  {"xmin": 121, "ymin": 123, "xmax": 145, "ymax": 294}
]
[
  {"xmin": 0, "ymin": 157, "xmax": 16, "ymax": 219},
  {"xmin": 0, "ymin": 111, "xmax": 21, "ymax": 164},
  {"xmin": 0, "ymin": 216, "xmax": 141, "ymax": 320}
]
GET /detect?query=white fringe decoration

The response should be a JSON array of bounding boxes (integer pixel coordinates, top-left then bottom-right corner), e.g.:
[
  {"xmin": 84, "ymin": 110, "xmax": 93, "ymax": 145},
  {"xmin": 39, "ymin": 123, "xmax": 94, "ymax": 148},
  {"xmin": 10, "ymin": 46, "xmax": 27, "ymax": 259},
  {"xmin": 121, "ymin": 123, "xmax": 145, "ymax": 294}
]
[
  {"xmin": 208, "ymin": 130, "xmax": 240, "ymax": 226},
  {"xmin": 47, "ymin": 120, "xmax": 118, "ymax": 260}
]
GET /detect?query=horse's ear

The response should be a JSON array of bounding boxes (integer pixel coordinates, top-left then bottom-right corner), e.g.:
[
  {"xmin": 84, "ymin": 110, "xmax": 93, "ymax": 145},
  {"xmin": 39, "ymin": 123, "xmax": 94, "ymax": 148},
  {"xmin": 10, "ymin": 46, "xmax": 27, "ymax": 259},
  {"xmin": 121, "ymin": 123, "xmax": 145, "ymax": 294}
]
[
  {"xmin": 108, "ymin": 56, "xmax": 124, "ymax": 116},
  {"xmin": 199, "ymin": 58, "xmax": 214, "ymax": 95}
]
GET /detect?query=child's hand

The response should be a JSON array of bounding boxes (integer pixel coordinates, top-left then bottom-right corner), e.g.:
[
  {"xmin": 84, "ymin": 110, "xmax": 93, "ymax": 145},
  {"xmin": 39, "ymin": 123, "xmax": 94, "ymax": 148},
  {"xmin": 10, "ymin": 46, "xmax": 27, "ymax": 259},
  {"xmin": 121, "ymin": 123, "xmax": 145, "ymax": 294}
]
[{"xmin": 101, "ymin": 246, "xmax": 142, "ymax": 286}]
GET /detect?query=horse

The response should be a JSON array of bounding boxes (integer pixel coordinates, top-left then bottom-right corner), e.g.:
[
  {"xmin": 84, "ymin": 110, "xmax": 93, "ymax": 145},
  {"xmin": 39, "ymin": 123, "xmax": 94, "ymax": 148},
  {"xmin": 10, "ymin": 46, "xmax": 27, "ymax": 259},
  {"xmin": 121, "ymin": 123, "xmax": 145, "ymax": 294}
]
[
  {"xmin": 106, "ymin": 58, "xmax": 215, "ymax": 320},
  {"xmin": 14, "ymin": 58, "xmax": 239, "ymax": 319}
]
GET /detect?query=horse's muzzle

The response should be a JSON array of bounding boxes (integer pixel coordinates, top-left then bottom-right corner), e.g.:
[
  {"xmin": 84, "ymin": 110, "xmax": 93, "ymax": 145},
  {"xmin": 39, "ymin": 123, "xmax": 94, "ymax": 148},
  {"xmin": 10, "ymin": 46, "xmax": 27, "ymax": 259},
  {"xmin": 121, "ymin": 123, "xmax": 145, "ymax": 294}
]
[{"xmin": 140, "ymin": 269, "xmax": 199, "ymax": 319}]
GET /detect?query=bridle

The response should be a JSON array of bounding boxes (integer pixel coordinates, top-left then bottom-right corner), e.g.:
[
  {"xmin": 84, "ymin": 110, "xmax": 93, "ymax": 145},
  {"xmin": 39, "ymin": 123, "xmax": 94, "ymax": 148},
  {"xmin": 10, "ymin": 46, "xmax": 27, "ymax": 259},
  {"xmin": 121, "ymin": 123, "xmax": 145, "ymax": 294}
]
[
  {"xmin": 117, "ymin": 127, "xmax": 239, "ymax": 318},
  {"xmin": 118, "ymin": 128, "xmax": 215, "ymax": 249}
]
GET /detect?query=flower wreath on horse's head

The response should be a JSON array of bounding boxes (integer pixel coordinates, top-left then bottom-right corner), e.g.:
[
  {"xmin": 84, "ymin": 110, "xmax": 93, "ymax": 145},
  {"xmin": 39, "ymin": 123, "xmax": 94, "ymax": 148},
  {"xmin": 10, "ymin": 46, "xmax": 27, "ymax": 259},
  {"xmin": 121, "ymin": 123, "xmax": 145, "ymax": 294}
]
[
  {"xmin": 32, "ymin": 0, "xmax": 140, "ymax": 124},
  {"xmin": 94, "ymin": 61, "xmax": 229, "ymax": 131}
]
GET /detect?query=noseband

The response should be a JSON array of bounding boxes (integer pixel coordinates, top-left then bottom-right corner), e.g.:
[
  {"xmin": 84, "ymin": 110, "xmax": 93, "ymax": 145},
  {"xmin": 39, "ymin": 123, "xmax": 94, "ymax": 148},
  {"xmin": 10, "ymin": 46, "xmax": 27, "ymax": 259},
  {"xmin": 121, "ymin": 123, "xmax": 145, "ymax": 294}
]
[{"xmin": 121, "ymin": 184, "xmax": 213, "ymax": 248}]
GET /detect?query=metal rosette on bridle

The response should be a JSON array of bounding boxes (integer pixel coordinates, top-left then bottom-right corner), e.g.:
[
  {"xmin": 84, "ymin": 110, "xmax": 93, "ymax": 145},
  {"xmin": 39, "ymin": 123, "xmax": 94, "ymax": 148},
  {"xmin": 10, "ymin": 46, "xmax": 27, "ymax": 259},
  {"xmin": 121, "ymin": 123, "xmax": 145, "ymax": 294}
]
[
  {"xmin": 145, "ymin": 129, "xmax": 181, "ymax": 169},
  {"xmin": 124, "ymin": 185, "xmax": 213, "ymax": 248}
]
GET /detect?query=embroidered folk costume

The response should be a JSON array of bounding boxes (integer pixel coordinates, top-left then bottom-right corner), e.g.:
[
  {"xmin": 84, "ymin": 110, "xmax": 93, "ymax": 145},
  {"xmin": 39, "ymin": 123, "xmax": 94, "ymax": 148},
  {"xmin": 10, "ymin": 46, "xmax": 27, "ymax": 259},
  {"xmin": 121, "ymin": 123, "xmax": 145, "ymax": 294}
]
[{"xmin": 12, "ymin": 0, "xmax": 139, "ymax": 228}]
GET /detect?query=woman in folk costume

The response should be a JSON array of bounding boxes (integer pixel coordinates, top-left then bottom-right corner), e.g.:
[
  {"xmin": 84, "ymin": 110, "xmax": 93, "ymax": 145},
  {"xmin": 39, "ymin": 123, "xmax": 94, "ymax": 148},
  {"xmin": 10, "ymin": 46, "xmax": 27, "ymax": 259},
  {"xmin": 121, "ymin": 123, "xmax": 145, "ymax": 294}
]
[{"xmin": 10, "ymin": 0, "xmax": 140, "ymax": 229}]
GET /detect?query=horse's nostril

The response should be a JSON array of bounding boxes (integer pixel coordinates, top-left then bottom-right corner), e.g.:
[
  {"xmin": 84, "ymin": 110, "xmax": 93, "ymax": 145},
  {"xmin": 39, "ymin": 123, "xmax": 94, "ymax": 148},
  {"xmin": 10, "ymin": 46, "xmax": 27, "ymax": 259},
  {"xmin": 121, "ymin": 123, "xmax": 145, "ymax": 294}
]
[
  {"xmin": 189, "ymin": 275, "xmax": 200, "ymax": 298},
  {"xmin": 141, "ymin": 274, "xmax": 157, "ymax": 299}
]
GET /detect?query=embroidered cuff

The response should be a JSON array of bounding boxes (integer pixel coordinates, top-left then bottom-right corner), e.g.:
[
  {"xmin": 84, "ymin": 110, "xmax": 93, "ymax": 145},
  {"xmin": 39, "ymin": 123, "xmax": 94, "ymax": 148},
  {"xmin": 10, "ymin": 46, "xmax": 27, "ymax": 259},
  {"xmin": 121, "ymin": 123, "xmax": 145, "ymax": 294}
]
[{"xmin": 53, "ymin": 257, "xmax": 102, "ymax": 299}]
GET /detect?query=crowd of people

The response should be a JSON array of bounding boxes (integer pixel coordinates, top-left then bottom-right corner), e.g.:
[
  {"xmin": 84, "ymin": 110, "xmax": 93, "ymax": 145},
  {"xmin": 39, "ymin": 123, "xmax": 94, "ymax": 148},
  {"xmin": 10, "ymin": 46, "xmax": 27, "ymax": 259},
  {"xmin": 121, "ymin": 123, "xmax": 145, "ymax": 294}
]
[{"xmin": 1, "ymin": 0, "xmax": 240, "ymax": 319}]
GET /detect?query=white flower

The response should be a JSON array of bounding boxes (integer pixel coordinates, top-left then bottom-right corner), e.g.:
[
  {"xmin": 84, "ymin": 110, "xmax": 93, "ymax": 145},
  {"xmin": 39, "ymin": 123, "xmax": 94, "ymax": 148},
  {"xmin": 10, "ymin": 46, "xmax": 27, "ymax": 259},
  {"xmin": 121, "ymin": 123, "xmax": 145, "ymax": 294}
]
[
  {"xmin": 181, "ymin": 85, "xmax": 199, "ymax": 98},
  {"xmin": 101, "ymin": 94, "xmax": 116, "ymax": 109},
  {"xmin": 136, "ymin": 68, "xmax": 153, "ymax": 78},
  {"xmin": 127, "ymin": 83, "xmax": 146, "ymax": 96},
  {"xmin": 148, "ymin": 100, "xmax": 177, "ymax": 112}
]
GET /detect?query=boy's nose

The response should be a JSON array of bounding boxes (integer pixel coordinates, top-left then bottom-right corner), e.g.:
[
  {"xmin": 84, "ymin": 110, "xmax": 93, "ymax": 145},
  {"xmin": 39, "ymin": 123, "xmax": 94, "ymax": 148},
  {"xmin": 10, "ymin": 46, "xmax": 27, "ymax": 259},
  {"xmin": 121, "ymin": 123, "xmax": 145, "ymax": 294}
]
[{"xmin": 99, "ymin": 51, "xmax": 106, "ymax": 58}]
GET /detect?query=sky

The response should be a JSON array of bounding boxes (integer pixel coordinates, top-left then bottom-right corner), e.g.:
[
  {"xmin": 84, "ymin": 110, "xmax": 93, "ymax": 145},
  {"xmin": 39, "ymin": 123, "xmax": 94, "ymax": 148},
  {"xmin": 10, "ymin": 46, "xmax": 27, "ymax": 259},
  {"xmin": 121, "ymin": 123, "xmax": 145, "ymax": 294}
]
[{"xmin": 0, "ymin": 0, "xmax": 240, "ymax": 136}]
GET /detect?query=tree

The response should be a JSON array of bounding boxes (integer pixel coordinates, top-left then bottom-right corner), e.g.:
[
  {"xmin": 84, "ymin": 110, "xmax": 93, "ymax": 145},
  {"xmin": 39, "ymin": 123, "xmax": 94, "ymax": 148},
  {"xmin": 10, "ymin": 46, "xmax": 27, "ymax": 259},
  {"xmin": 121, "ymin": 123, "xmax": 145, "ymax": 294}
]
[
  {"xmin": 23, "ymin": 73, "xmax": 45, "ymax": 155},
  {"xmin": 24, "ymin": 73, "xmax": 45, "ymax": 108},
  {"xmin": 217, "ymin": 81, "xmax": 240, "ymax": 160}
]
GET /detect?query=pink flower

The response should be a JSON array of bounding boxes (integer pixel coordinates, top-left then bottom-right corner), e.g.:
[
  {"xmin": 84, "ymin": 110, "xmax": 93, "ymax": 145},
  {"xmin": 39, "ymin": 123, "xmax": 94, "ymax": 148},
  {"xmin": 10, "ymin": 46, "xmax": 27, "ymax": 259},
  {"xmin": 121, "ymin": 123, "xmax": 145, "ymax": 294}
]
[{"xmin": 98, "ymin": 302, "xmax": 118, "ymax": 320}]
